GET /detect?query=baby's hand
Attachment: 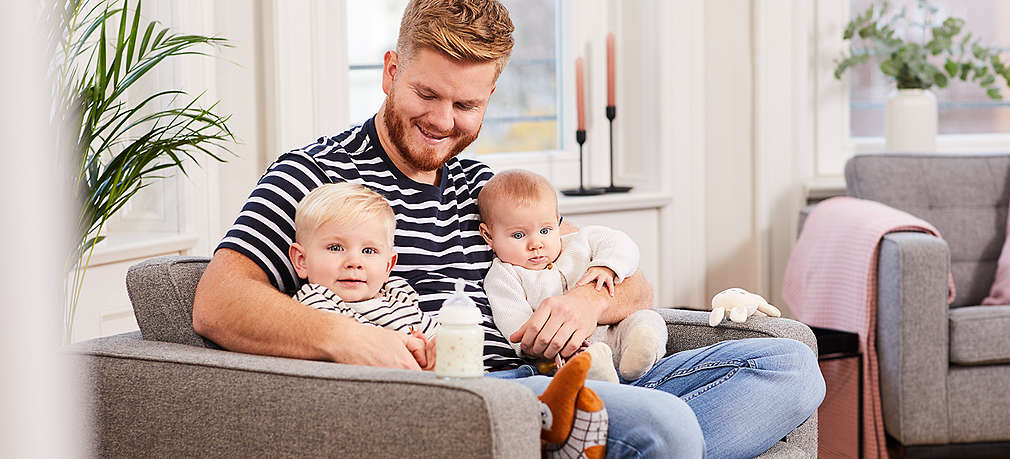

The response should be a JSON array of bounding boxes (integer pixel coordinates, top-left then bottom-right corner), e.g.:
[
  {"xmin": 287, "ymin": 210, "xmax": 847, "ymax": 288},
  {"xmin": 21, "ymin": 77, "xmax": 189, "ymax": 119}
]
[
  {"xmin": 576, "ymin": 266, "xmax": 618, "ymax": 297},
  {"xmin": 409, "ymin": 328, "xmax": 436, "ymax": 370},
  {"xmin": 422, "ymin": 337, "xmax": 436, "ymax": 371}
]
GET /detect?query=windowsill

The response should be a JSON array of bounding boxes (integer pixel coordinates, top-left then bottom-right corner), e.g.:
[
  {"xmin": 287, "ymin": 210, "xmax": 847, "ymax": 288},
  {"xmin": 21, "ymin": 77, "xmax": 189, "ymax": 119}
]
[
  {"xmin": 87, "ymin": 233, "xmax": 199, "ymax": 267},
  {"xmin": 558, "ymin": 189, "xmax": 672, "ymax": 214}
]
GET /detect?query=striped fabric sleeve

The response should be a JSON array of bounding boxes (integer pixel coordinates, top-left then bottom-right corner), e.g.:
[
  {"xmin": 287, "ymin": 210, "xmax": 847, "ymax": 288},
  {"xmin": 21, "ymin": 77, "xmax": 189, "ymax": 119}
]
[
  {"xmin": 294, "ymin": 279, "xmax": 439, "ymax": 338},
  {"xmin": 218, "ymin": 151, "xmax": 333, "ymax": 293},
  {"xmin": 381, "ymin": 277, "xmax": 440, "ymax": 338}
]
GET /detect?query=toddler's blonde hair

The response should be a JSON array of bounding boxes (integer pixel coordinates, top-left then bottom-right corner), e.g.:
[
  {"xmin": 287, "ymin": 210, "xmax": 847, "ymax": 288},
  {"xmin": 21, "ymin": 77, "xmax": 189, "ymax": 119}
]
[
  {"xmin": 397, "ymin": 0, "xmax": 515, "ymax": 78},
  {"xmin": 294, "ymin": 182, "xmax": 396, "ymax": 246}
]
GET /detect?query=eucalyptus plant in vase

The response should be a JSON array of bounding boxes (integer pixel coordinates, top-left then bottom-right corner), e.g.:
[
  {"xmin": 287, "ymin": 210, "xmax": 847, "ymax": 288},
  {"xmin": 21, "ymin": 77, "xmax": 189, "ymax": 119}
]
[
  {"xmin": 834, "ymin": 0, "xmax": 1010, "ymax": 151},
  {"xmin": 55, "ymin": 0, "xmax": 233, "ymax": 342}
]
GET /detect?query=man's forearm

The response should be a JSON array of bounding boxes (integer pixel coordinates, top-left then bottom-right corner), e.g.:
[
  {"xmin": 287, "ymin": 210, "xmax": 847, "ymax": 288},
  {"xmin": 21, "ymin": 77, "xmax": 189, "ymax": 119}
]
[
  {"xmin": 192, "ymin": 248, "xmax": 352, "ymax": 361},
  {"xmin": 559, "ymin": 222, "xmax": 653, "ymax": 323},
  {"xmin": 596, "ymin": 270, "xmax": 652, "ymax": 324}
]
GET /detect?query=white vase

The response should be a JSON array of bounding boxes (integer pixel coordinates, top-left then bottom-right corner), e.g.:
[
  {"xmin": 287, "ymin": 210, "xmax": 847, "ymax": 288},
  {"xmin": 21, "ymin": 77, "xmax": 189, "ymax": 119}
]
[{"xmin": 884, "ymin": 89, "xmax": 937, "ymax": 152}]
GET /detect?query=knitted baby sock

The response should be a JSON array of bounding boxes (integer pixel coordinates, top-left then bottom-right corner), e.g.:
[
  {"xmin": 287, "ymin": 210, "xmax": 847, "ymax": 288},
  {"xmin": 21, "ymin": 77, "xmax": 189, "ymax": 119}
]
[
  {"xmin": 538, "ymin": 351, "xmax": 608, "ymax": 458},
  {"xmin": 612, "ymin": 309, "xmax": 668, "ymax": 381},
  {"xmin": 583, "ymin": 342, "xmax": 619, "ymax": 383},
  {"xmin": 618, "ymin": 325, "xmax": 664, "ymax": 381}
]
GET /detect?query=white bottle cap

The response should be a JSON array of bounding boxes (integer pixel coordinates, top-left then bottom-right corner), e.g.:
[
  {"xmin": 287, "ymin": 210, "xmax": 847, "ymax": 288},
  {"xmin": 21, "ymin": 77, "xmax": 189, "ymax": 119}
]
[{"xmin": 439, "ymin": 280, "xmax": 482, "ymax": 325}]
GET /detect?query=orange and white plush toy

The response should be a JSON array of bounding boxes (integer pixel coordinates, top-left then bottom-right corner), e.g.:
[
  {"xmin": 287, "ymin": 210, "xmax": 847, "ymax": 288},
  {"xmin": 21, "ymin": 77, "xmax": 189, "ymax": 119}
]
[
  {"xmin": 538, "ymin": 351, "xmax": 608, "ymax": 458},
  {"xmin": 708, "ymin": 287, "xmax": 782, "ymax": 327}
]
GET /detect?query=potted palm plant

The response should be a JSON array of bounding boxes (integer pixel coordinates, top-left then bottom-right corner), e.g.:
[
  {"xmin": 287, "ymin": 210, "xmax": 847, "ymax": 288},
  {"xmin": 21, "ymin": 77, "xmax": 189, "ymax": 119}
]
[
  {"xmin": 55, "ymin": 0, "xmax": 234, "ymax": 341},
  {"xmin": 834, "ymin": 0, "xmax": 1010, "ymax": 151}
]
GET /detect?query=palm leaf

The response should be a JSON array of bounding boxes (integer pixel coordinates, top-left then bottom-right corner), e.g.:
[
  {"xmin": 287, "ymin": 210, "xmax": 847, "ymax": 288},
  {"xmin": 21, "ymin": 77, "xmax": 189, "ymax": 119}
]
[{"xmin": 56, "ymin": 0, "xmax": 234, "ymax": 342}]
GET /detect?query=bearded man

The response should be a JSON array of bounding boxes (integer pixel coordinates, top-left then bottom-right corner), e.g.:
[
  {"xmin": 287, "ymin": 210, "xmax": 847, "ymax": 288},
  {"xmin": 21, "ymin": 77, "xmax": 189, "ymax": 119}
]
[{"xmin": 192, "ymin": 1, "xmax": 824, "ymax": 457}]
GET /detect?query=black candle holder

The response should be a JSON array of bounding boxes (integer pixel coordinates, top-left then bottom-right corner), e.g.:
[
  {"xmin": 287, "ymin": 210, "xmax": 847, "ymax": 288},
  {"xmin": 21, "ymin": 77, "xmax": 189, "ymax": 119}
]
[
  {"xmin": 603, "ymin": 105, "xmax": 632, "ymax": 193},
  {"xmin": 561, "ymin": 129, "xmax": 605, "ymax": 196}
]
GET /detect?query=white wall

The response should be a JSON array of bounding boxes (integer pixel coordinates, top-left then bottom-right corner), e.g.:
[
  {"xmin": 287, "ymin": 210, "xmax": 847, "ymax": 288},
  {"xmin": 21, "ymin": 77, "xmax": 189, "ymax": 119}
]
[
  {"xmin": 704, "ymin": 0, "xmax": 760, "ymax": 300},
  {"xmin": 213, "ymin": 0, "xmax": 271, "ymax": 231},
  {"xmin": 692, "ymin": 0, "xmax": 818, "ymax": 314}
]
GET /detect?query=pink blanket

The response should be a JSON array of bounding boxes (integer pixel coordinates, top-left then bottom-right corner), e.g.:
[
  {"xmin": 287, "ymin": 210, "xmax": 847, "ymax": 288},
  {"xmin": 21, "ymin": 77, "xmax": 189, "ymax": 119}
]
[{"xmin": 782, "ymin": 197, "xmax": 955, "ymax": 459}]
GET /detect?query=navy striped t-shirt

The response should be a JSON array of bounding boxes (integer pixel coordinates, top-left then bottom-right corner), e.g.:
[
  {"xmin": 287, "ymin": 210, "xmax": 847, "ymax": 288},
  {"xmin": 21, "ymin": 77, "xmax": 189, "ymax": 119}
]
[{"xmin": 218, "ymin": 116, "xmax": 524, "ymax": 370}]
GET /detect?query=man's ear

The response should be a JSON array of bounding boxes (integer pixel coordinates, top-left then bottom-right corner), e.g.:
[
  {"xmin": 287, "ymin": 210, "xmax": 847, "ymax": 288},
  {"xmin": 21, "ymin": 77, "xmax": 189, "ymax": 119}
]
[
  {"xmin": 381, "ymin": 50, "xmax": 399, "ymax": 95},
  {"xmin": 386, "ymin": 252, "xmax": 398, "ymax": 275},
  {"xmin": 289, "ymin": 242, "xmax": 309, "ymax": 279},
  {"xmin": 479, "ymin": 222, "xmax": 494, "ymax": 246}
]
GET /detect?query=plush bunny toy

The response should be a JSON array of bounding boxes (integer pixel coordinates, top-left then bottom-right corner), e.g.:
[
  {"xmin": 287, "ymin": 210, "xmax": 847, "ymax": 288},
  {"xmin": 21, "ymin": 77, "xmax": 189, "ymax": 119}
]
[{"xmin": 709, "ymin": 287, "xmax": 782, "ymax": 327}]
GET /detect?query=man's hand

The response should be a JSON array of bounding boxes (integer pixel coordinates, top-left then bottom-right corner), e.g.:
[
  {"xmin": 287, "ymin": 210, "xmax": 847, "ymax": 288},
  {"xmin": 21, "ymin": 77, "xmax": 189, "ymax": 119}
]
[
  {"xmin": 508, "ymin": 290, "xmax": 606, "ymax": 360},
  {"xmin": 344, "ymin": 325, "xmax": 426, "ymax": 370},
  {"xmin": 576, "ymin": 266, "xmax": 619, "ymax": 297}
]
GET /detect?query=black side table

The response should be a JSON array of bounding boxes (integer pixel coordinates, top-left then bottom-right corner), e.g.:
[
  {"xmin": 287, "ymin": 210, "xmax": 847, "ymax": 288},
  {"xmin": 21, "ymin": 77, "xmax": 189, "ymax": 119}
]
[{"xmin": 809, "ymin": 325, "xmax": 862, "ymax": 459}]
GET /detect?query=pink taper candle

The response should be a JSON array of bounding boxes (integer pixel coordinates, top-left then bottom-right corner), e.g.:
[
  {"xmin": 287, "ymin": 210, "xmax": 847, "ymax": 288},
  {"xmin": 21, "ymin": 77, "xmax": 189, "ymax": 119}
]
[
  {"xmin": 576, "ymin": 57, "xmax": 586, "ymax": 131},
  {"xmin": 606, "ymin": 33, "xmax": 616, "ymax": 107}
]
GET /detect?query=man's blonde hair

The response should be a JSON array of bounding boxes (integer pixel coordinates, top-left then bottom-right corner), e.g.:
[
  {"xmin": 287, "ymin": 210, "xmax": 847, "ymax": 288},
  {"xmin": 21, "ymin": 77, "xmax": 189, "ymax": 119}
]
[
  {"xmin": 478, "ymin": 169, "xmax": 558, "ymax": 226},
  {"xmin": 397, "ymin": 0, "xmax": 515, "ymax": 78},
  {"xmin": 294, "ymin": 183, "xmax": 396, "ymax": 246}
]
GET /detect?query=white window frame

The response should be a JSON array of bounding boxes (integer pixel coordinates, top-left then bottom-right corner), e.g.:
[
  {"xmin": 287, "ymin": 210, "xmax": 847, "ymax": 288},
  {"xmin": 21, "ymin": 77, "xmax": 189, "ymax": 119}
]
[
  {"xmin": 480, "ymin": 0, "xmax": 653, "ymax": 191},
  {"xmin": 815, "ymin": 0, "xmax": 1010, "ymax": 180},
  {"xmin": 459, "ymin": 0, "xmax": 575, "ymax": 179}
]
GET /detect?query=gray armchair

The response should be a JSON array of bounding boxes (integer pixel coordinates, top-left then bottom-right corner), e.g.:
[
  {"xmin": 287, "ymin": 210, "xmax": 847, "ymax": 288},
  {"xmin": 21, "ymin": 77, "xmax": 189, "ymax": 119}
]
[
  {"xmin": 806, "ymin": 153, "xmax": 1010, "ymax": 454},
  {"xmin": 69, "ymin": 255, "xmax": 819, "ymax": 457}
]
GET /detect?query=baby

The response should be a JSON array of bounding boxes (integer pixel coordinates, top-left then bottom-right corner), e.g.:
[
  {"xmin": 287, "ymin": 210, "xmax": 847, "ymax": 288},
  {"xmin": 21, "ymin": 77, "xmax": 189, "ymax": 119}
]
[
  {"xmin": 478, "ymin": 169, "xmax": 668, "ymax": 382},
  {"xmin": 288, "ymin": 182, "xmax": 438, "ymax": 347}
]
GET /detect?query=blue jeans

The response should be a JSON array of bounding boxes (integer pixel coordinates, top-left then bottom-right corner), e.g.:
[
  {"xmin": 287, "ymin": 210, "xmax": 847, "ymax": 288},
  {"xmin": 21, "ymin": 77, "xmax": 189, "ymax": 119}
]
[{"xmin": 488, "ymin": 337, "xmax": 825, "ymax": 459}]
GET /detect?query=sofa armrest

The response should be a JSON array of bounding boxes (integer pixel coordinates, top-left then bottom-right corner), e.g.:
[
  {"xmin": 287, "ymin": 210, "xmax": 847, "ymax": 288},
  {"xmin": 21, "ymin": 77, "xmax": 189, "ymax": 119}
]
[
  {"xmin": 69, "ymin": 332, "xmax": 540, "ymax": 457},
  {"xmin": 876, "ymin": 232, "xmax": 952, "ymax": 444},
  {"xmin": 656, "ymin": 308, "xmax": 819, "ymax": 457},
  {"xmin": 126, "ymin": 256, "xmax": 215, "ymax": 348},
  {"xmin": 656, "ymin": 308, "xmax": 818, "ymax": 355}
]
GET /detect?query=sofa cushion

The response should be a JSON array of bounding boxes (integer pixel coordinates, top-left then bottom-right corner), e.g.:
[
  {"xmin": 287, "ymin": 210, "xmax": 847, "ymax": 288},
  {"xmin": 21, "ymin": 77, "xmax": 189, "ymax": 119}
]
[
  {"xmin": 946, "ymin": 364, "xmax": 1010, "ymax": 442},
  {"xmin": 126, "ymin": 256, "xmax": 220, "ymax": 348},
  {"xmin": 949, "ymin": 305, "xmax": 1010, "ymax": 365}
]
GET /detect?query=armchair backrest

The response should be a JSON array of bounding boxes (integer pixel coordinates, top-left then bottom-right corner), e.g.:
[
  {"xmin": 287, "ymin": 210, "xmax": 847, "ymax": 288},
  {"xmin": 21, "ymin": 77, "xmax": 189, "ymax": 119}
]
[
  {"xmin": 126, "ymin": 255, "xmax": 221, "ymax": 348},
  {"xmin": 845, "ymin": 153, "xmax": 1010, "ymax": 307}
]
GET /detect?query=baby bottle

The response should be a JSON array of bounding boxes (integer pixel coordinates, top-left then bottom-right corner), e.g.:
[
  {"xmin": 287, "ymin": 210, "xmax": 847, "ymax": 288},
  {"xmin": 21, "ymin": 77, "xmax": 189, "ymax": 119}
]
[{"xmin": 434, "ymin": 280, "xmax": 484, "ymax": 379}]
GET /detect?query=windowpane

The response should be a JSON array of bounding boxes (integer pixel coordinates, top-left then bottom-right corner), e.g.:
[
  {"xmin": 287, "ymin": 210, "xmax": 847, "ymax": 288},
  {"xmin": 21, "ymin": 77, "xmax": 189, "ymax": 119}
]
[
  {"xmin": 848, "ymin": 0, "xmax": 1010, "ymax": 136},
  {"xmin": 346, "ymin": 0, "xmax": 560, "ymax": 154}
]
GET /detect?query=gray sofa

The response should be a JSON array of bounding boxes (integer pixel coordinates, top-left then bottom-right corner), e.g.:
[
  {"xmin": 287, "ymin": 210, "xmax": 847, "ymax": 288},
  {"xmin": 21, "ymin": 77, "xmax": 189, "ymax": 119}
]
[
  {"xmin": 807, "ymin": 153, "xmax": 1010, "ymax": 452},
  {"xmin": 69, "ymin": 255, "xmax": 819, "ymax": 457}
]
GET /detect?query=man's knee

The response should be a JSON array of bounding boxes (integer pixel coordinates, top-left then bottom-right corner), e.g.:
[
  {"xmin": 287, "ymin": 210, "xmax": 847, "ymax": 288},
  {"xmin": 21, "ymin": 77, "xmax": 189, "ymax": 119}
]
[{"xmin": 770, "ymin": 338, "xmax": 826, "ymax": 417}]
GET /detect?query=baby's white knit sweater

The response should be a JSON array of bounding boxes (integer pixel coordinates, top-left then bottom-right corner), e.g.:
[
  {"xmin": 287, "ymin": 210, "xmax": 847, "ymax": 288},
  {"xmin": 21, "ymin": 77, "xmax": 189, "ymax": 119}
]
[{"xmin": 483, "ymin": 225, "xmax": 640, "ymax": 355}]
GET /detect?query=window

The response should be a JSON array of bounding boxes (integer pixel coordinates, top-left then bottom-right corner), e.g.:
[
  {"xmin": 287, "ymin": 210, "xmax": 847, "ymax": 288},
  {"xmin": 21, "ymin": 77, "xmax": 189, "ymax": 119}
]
[
  {"xmin": 848, "ymin": 0, "xmax": 1010, "ymax": 137},
  {"xmin": 345, "ymin": 0, "xmax": 562, "ymax": 155}
]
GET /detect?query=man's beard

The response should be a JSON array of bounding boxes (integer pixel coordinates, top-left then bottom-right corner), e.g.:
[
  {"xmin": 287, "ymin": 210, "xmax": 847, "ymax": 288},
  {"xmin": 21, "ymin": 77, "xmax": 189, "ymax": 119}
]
[{"xmin": 383, "ymin": 90, "xmax": 480, "ymax": 172}]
